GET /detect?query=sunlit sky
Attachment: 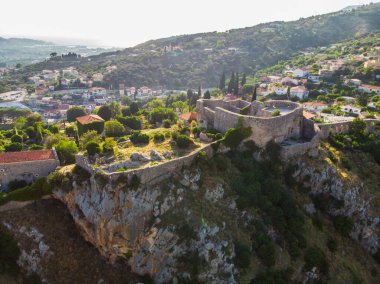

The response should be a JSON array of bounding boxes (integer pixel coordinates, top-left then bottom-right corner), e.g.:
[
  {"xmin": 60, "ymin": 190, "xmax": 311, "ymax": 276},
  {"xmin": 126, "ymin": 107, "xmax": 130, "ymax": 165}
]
[{"xmin": 0, "ymin": 0, "xmax": 377, "ymax": 47}]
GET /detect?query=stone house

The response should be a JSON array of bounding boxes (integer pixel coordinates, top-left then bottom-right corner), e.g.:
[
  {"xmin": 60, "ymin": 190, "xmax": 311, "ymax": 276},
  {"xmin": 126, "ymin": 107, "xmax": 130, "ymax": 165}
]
[{"xmin": 0, "ymin": 149, "xmax": 60, "ymax": 191}]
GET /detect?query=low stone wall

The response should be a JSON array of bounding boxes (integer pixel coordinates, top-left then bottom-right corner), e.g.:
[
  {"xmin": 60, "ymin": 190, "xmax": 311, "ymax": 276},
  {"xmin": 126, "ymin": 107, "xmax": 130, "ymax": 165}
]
[
  {"xmin": 75, "ymin": 143, "xmax": 217, "ymax": 186},
  {"xmin": 107, "ymin": 144, "xmax": 215, "ymax": 186},
  {"xmin": 317, "ymin": 119, "xmax": 380, "ymax": 139},
  {"xmin": 281, "ymin": 133, "xmax": 321, "ymax": 160}
]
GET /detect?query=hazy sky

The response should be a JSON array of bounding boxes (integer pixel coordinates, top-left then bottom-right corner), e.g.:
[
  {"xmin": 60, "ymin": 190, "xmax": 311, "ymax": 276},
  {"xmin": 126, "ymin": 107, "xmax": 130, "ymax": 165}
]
[{"xmin": 0, "ymin": 0, "xmax": 377, "ymax": 47}]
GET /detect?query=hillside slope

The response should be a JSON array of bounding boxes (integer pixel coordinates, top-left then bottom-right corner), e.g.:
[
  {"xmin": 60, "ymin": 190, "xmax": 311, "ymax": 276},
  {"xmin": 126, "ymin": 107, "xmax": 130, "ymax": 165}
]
[{"xmin": 22, "ymin": 3, "xmax": 380, "ymax": 88}]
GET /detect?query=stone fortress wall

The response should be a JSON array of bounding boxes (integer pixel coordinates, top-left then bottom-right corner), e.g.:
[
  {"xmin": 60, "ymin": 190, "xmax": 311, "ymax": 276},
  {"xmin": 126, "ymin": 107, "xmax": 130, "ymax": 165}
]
[
  {"xmin": 75, "ymin": 143, "xmax": 217, "ymax": 186},
  {"xmin": 197, "ymin": 99, "xmax": 304, "ymax": 147}
]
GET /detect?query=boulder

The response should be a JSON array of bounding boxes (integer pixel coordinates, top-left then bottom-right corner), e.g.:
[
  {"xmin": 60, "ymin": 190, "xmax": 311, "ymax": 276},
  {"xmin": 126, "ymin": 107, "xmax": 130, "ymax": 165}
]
[
  {"xmin": 150, "ymin": 150, "xmax": 164, "ymax": 161},
  {"xmin": 130, "ymin": 153, "xmax": 150, "ymax": 162}
]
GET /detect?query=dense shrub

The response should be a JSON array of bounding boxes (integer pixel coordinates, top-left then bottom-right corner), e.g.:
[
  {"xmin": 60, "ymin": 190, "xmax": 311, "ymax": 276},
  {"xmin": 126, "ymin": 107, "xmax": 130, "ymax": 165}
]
[
  {"xmin": 327, "ymin": 237, "xmax": 338, "ymax": 252},
  {"xmin": 102, "ymin": 138, "xmax": 117, "ymax": 155},
  {"xmin": 304, "ymin": 246, "xmax": 328, "ymax": 274},
  {"xmin": 29, "ymin": 144, "xmax": 44, "ymax": 150},
  {"xmin": 78, "ymin": 121, "xmax": 104, "ymax": 135},
  {"xmin": 48, "ymin": 124, "xmax": 60, "ymax": 134},
  {"xmin": 55, "ymin": 140, "xmax": 78, "ymax": 165},
  {"xmin": 333, "ymin": 215, "xmax": 354, "ymax": 237},
  {"xmin": 8, "ymin": 179, "xmax": 28, "ymax": 191},
  {"xmin": 234, "ymin": 241, "xmax": 251, "ymax": 269},
  {"xmin": 86, "ymin": 141, "xmax": 101, "ymax": 156},
  {"xmin": 4, "ymin": 142, "xmax": 22, "ymax": 152},
  {"xmin": 251, "ymin": 269, "xmax": 293, "ymax": 284},
  {"xmin": 72, "ymin": 165, "xmax": 91, "ymax": 182},
  {"xmin": 163, "ymin": 119, "xmax": 172, "ymax": 128},
  {"xmin": 153, "ymin": 133, "xmax": 165, "ymax": 142},
  {"xmin": 104, "ymin": 120, "xmax": 125, "ymax": 137},
  {"xmin": 44, "ymin": 133, "xmax": 69, "ymax": 149},
  {"xmin": 130, "ymin": 131, "xmax": 150, "ymax": 144},
  {"xmin": 117, "ymin": 116, "xmax": 142, "ymax": 130},
  {"xmin": 176, "ymin": 134, "xmax": 192, "ymax": 148},
  {"xmin": 10, "ymin": 134, "xmax": 22, "ymax": 143},
  {"xmin": 222, "ymin": 127, "xmax": 252, "ymax": 148},
  {"xmin": 47, "ymin": 171, "xmax": 65, "ymax": 187},
  {"xmin": 272, "ymin": 109, "xmax": 281, "ymax": 116}
]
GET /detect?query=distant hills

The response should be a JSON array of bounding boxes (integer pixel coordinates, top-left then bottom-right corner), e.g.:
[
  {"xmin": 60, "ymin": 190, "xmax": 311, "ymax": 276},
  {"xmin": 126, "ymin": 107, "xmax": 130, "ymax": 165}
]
[
  {"xmin": 0, "ymin": 37, "xmax": 118, "ymax": 67},
  {"xmin": 12, "ymin": 3, "xmax": 380, "ymax": 88}
]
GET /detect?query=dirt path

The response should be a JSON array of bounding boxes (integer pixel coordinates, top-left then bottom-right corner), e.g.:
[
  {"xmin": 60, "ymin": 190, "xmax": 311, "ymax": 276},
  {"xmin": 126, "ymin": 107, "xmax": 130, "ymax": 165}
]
[{"xmin": 0, "ymin": 196, "xmax": 52, "ymax": 213}]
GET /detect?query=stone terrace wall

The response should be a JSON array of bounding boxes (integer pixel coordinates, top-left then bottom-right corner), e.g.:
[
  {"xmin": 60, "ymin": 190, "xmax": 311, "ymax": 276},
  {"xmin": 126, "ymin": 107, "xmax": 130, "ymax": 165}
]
[
  {"xmin": 107, "ymin": 144, "xmax": 215, "ymax": 186},
  {"xmin": 75, "ymin": 143, "xmax": 216, "ymax": 187},
  {"xmin": 317, "ymin": 119, "xmax": 380, "ymax": 139}
]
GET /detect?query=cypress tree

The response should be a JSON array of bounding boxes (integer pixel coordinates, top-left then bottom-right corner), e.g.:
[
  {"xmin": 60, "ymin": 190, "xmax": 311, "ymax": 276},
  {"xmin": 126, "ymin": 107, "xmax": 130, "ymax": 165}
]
[
  {"xmin": 219, "ymin": 72, "xmax": 226, "ymax": 91},
  {"xmin": 241, "ymin": 73, "xmax": 246, "ymax": 86},
  {"xmin": 234, "ymin": 73, "xmax": 239, "ymax": 95},
  {"xmin": 252, "ymin": 85, "xmax": 257, "ymax": 102},
  {"xmin": 227, "ymin": 72, "xmax": 235, "ymax": 94}
]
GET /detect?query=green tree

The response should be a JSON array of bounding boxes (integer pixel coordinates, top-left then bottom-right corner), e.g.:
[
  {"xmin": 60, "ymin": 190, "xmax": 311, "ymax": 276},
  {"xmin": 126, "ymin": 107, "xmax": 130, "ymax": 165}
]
[
  {"xmin": 129, "ymin": 102, "xmax": 140, "ymax": 115},
  {"xmin": 10, "ymin": 134, "xmax": 22, "ymax": 143},
  {"xmin": 234, "ymin": 72, "xmax": 239, "ymax": 95},
  {"xmin": 241, "ymin": 73, "xmax": 246, "ymax": 86},
  {"xmin": 44, "ymin": 133, "xmax": 69, "ymax": 149},
  {"xmin": 104, "ymin": 120, "xmax": 125, "ymax": 137},
  {"xmin": 204, "ymin": 90, "xmax": 211, "ymax": 99},
  {"xmin": 80, "ymin": 130, "xmax": 102, "ymax": 150},
  {"xmin": 55, "ymin": 140, "xmax": 78, "ymax": 165},
  {"xmin": 109, "ymin": 101, "xmax": 122, "ymax": 119},
  {"xmin": 172, "ymin": 101, "xmax": 188, "ymax": 113},
  {"xmin": 67, "ymin": 106, "xmax": 87, "ymax": 122},
  {"xmin": 252, "ymin": 85, "xmax": 257, "ymax": 102},
  {"xmin": 97, "ymin": 105, "xmax": 112, "ymax": 121},
  {"xmin": 227, "ymin": 72, "xmax": 235, "ymax": 94},
  {"xmin": 5, "ymin": 142, "xmax": 22, "ymax": 152},
  {"xmin": 350, "ymin": 118, "xmax": 366, "ymax": 136},
  {"xmin": 102, "ymin": 137, "xmax": 117, "ymax": 155},
  {"xmin": 86, "ymin": 141, "xmax": 101, "ymax": 156},
  {"xmin": 219, "ymin": 71, "xmax": 226, "ymax": 91}
]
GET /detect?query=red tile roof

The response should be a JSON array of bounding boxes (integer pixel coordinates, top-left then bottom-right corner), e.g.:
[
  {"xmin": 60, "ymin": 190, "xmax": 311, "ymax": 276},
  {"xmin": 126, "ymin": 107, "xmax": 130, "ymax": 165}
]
[
  {"xmin": 303, "ymin": 111, "xmax": 316, "ymax": 120},
  {"xmin": 303, "ymin": 102, "xmax": 327, "ymax": 107},
  {"xmin": 179, "ymin": 112, "xmax": 197, "ymax": 121},
  {"xmin": 0, "ymin": 150, "xmax": 56, "ymax": 164},
  {"xmin": 76, "ymin": 114, "xmax": 104, "ymax": 125}
]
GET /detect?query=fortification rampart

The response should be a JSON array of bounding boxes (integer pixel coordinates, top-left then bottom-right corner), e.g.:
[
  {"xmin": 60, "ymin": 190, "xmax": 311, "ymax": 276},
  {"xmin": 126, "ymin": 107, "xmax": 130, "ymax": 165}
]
[
  {"xmin": 75, "ymin": 143, "xmax": 216, "ymax": 186},
  {"xmin": 317, "ymin": 119, "xmax": 380, "ymax": 139},
  {"xmin": 198, "ymin": 99, "xmax": 303, "ymax": 147}
]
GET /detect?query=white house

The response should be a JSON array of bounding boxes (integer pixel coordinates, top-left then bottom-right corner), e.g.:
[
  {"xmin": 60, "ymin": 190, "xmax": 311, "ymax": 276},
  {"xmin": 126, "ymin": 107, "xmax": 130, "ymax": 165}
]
[
  {"xmin": 292, "ymin": 68, "xmax": 309, "ymax": 78},
  {"xmin": 308, "ymin": 75, "xmax": 321, "ymax": 84},
  {"xmin": 358, "ymin": 84, "xmax": 380, "ymax": 94},
  {"xmin": 271, "ymin": 86, "xmax": 288, "ymax": 95},
  {"xmin": 340, "ymin": 105, "xmax": 361, "ymax": 115},
  {"xmin": 303, "ymin": 102, "xmax": 327, "ymax": 113},
  {"xmin": 88, "ymin": 87, "xmax": 107, "ymax": 97},
  {"xmin": 290, "ymin": 86, "xmax": 308, "ymax": 99}
]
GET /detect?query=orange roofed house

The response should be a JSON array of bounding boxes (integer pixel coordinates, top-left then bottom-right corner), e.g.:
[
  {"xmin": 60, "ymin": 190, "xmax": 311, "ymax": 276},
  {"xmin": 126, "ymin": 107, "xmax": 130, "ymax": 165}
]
[
  {"xmin": 179, "ymin": 112, "xmax": 197, "ymax": 126},
  {"xmin": 0, "ymin": 149, "xmax": 60, "ymax": 191},
  {"xmin": 76, "ymin": 114, "xmax": 105, "ymax": 135}
]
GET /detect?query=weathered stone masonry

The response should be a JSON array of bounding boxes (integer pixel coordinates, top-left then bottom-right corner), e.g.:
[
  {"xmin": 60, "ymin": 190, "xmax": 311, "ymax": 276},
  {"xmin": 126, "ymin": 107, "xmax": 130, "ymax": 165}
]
[{"xmin": 197, "ymin": 99, "xmax": 303, "ymax": 147}]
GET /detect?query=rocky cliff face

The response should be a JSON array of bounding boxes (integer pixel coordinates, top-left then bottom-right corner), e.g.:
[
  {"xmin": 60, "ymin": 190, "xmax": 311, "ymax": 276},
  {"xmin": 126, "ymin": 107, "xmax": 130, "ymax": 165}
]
[
  {"xmin": 52, "ymin": 145, "xmax": 380, "ymax": 283},
  {"xmin": 293, "ymin": 148, "xmax": 380, "ymax": 255},
  {"xmin": 53, "ymin": 168, "xmax": 239, "ymax": 283}
]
